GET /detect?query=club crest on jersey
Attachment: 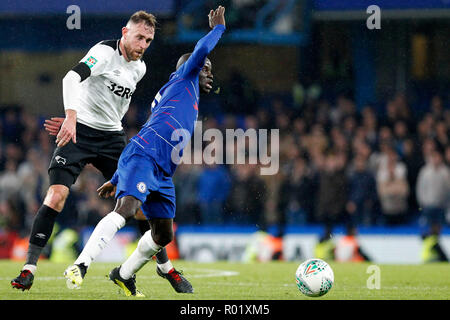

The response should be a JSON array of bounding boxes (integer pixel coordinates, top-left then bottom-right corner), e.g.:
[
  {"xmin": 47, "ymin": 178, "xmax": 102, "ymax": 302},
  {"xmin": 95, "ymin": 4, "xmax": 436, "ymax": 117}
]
[
  {"xmin": 136, "ymin": 182, "xmax": 147, "ymax": 193},
  {"xmin": 84, "ymin": 56, "xmax": 98, "ymax": 69}
]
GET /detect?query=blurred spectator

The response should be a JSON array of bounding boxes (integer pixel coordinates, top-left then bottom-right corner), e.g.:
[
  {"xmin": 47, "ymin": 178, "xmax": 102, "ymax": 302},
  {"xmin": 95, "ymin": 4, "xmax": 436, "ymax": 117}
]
[
  {"xmin": 73, "ymin": 166, "xmax": 114, "ymax": 228},
  {"xmin": 19, "ymin": 112, "xmax": 40, "ymax": 151},
  {"xmin": 0, "ymin": 160, "xmax": 24, "ymax": 231},
  {"xmin": 222, "ymin": 69, "xmax": 258, "ymax": 115},
  {"xmin": 393, "ymin": 120, "xmax": 410, "ymax": 156},
  {"xmin": 361, "ymin": 106, "xmax": 378, "ymax": 148},
  {"xmin": 197, "ymin": 163, "xmax": 231, "ymax": 224},
  {"xmin": 445, "ymin": 145, "xmax": 450, "ymax": 166},
  {"xmin": 330, "ymin": 94, "xmax": 356, "ymax": 126},
  {"xmin": 315, "ymin": 152, "xmax": 348, "ymax": 227},
  {"xmin": 346, "ymin": 156, "xmax": 378, "ymax": 226},
  {"xmin": 225, "ymin": 165, "xmax": 266, "ymax": 226},
  {"xmin": 278, "ymin": 157, "xmax": 316, "ymax": 225},
  {"xmin": 1, "ymin": 107, "xmax": 24, "ymax": 144},
  {"xmin": 376, "ymin": 147, "xmax": 410, "ymax": 225},
  {"xmin": 435, "ymin": 121, "xmax": 449, "ymax": 147},
  {"xmin": 0, "ymin": 197, "xmax": 25, "ymax": 232},
  {"xmin": 330, "ymin": 125, "xmax": 350, "ymax": 156},
  {"xmin": 402, "ymin": 138, "xmax": 424, "ymax": 213},
  {"xmin": 416, "ymin": 148, "xmax": 450, "ymax": 228},
  {"xmin": 0, "ymin": 160, "xmax": 21, "ymax": 201},
  {"xmin": 3, "ymin": 144, "xmax": 24, "ymax": 165},
  {"xmin": 173, "ymin": 163, "xmax": 202, "ymax": 224},
  {"xmin": 17, "ymin": 148, "xmax": 50, "ymax": 230},
  {"xmin": 383, "ymin": 93, "xmax": 413, "ymax": 131},
  {"xmin": 429, "ymin": 95, "xmax": 445, "ymax": 120}
]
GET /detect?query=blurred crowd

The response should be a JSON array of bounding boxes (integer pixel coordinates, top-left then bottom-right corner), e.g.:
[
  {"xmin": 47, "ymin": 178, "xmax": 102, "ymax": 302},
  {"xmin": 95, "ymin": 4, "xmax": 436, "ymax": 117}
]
[
  {"xmin": 173, "ymin": 89, "xmax": 450, "ymax": 233},
  {"xmin": 0, "ymin": 84, "xmax": 450, "ymax": 238}
]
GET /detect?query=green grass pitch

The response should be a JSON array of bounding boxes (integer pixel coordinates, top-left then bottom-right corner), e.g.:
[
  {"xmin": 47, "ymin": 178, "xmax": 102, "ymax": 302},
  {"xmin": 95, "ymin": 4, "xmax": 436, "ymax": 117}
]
[{"xmin": 1, "ymin": 260, "xmax": 449, "ymax": 300}]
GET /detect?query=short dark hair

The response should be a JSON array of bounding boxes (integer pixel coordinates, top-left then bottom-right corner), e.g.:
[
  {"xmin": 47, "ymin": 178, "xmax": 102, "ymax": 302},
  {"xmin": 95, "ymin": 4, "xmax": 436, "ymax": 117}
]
[
  {"xmin": 176, "ymin": 53, "xmax": 192, "ymax": 70},
  {"xmin": 128, "ymin": 11, "xmax": 157, "ymax": 28}
]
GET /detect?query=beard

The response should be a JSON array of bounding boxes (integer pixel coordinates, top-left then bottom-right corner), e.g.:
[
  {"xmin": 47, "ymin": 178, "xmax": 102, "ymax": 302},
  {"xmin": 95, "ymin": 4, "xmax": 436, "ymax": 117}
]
[{"xmin": 123, "ymin": 43, "xmax": 142, "ymax": 61}]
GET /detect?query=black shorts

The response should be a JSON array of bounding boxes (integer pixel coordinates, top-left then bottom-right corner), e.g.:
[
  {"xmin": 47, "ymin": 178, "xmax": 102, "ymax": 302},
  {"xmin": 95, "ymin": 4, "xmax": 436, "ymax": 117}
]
[{"xmin": 48, "ymin": 122, "xmax": 127, "ymax": 188}]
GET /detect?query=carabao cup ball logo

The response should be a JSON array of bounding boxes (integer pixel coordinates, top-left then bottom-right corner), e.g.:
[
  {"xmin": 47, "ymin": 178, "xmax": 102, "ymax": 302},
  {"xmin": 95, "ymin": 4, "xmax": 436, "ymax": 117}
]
[
  {"xmin": 304, "ymin": 260, "xmax": 322, "ymax": 276},
  {"xmin": 136, "ymin": 182, "xmax": 147, "ymax": 193}
]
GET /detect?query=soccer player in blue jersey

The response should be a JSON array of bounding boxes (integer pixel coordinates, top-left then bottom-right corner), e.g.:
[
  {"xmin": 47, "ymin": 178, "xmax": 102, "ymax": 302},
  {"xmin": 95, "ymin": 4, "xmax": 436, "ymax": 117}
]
[{"xmin": 64, "ymin": 6, "xmax": 226, "ymax": 296}]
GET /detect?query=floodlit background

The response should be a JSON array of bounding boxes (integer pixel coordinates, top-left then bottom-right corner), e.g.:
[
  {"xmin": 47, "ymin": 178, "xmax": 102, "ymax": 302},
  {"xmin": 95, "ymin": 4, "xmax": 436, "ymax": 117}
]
[{"xmin": 0, "ymin": 0, "xmax": 449, "ymax": 265}]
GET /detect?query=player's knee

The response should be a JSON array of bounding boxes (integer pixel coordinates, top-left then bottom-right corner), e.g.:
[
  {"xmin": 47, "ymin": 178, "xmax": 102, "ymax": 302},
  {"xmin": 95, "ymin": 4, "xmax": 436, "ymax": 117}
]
[
  {"xmin": 43, "ymin": 185, "xmax": 69, "ymax": 212},
  {"xmin": 152, "ymin": 230, "xmax": 173, "ymax": 247},
  {"xmin": 115, "ymin": 196, "xmax": 142, "ymax": 220}
]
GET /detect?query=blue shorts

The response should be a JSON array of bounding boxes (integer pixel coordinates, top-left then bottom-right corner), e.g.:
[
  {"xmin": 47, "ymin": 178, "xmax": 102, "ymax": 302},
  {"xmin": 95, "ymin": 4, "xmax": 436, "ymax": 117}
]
[{"xmin": 114, "ymin": 142, "xmax": 176, "ymax": 219}]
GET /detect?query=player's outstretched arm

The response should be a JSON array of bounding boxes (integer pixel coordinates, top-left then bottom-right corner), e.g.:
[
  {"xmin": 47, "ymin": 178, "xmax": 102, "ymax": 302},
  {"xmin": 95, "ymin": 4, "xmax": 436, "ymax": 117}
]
[{"xmin": 182, "ymin": 6, "xmax": 226, "ymax": 75}]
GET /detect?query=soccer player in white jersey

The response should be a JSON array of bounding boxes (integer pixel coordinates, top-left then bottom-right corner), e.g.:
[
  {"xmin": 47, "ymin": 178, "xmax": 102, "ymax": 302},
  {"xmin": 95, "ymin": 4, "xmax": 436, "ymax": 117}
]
[{"xmin": 11, "ymin": 11, "xmax": 192, "ymax": 294}]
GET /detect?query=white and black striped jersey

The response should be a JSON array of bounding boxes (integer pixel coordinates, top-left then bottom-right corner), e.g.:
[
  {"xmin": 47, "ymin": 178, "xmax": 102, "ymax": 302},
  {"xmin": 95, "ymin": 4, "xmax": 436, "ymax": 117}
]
[{"xmin": 71, "ymin": 39, "xmax": 146, "ymax": 131}]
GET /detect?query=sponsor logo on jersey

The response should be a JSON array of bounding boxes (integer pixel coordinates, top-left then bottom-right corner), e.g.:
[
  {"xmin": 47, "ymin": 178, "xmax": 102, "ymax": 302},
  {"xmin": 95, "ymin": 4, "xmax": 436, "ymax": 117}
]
[
  {"xmin": 106, "ymin": 81, "xmax": 133, "ymax": 99},
  {"xmin": 84, "ymin": 56, "xmax": 98, "ymax": 69}
]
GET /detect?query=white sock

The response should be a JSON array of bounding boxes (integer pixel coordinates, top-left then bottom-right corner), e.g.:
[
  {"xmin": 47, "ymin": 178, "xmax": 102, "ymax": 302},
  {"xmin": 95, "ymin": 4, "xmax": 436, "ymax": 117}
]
[
  {"xmin": 157, "ymin": 260, "xmax": 174, "ymax": 274},
  {"xmin": 23, "ymin": 264, "xmax": 37, "ymax": 274},
  {"xmin": 119, "ymin": 230, "xmax": 162, "ymax": 280},
  {"xmin": 74, "ymin": 212, "xmax": 125, "ymax": 267}
]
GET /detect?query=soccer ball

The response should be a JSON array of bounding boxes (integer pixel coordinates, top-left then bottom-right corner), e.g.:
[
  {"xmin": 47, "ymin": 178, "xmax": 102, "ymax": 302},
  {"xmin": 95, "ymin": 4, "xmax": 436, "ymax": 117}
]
[{"xmin": 295, "ymin": 258, "xmax": 334, "ymax": 297}]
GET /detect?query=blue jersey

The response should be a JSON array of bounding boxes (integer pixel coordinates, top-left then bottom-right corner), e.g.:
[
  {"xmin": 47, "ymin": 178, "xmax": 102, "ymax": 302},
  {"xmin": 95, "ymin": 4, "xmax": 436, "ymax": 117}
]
[{"xmin": 130, "ymin": 24, "xmax": 225, "ymax": 177}]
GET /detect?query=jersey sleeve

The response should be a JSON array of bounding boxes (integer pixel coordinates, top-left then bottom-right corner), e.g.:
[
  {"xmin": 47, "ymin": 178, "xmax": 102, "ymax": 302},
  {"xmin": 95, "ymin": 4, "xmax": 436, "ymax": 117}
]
[
  {"xmin": 137, "ymin": 61, "xmax": 147, "ymax": 82},
  {"xmin": 77, "ymin": 42, "xmax": 114, "ymax": 77},
  {"xmin": 110, "ymin": 170, "xmax": 119, "ymax": 186},
  {"xmin": 179, "ymin": 24, "xmax": 226, "ymax": 77}
]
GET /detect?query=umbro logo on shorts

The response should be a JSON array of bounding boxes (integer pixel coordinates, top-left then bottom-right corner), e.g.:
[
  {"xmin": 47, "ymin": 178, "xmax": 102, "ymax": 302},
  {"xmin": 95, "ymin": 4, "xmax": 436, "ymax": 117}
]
[{"xmin": 137, "ymin": 182, "xmax": 147, "ymax": 193}]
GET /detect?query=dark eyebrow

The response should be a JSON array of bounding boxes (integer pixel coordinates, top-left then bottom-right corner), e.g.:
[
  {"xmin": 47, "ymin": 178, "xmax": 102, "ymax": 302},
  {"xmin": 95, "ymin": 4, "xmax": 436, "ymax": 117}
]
[{"xmin": 137, "ymin": 33, "xmax": 153, "ymax": 42}]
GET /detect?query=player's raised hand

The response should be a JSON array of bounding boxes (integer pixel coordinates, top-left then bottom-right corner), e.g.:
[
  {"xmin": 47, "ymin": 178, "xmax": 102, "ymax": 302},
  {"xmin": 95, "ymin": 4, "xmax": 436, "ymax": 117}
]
[
  {"xmin": 44, "ymin": 117, "xmax": 64, "ymax": 136},
  {"xmin": 97, "ymin": 181, "xmax": 116, "ymax": 198},
  {"xmin": 56, "ymin": 110, "xmax": 77, "ymax": 147},
  {"xmin": 208, "ymin": 6, "xmax": 225, "ymax": 29}
]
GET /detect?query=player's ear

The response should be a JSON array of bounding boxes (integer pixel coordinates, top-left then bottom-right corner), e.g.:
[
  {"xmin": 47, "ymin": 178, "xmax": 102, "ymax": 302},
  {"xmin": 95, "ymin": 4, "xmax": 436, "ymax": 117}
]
[{"xmin": 122, "ymin": 26, "xmax": 129, "ymax": 39}]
